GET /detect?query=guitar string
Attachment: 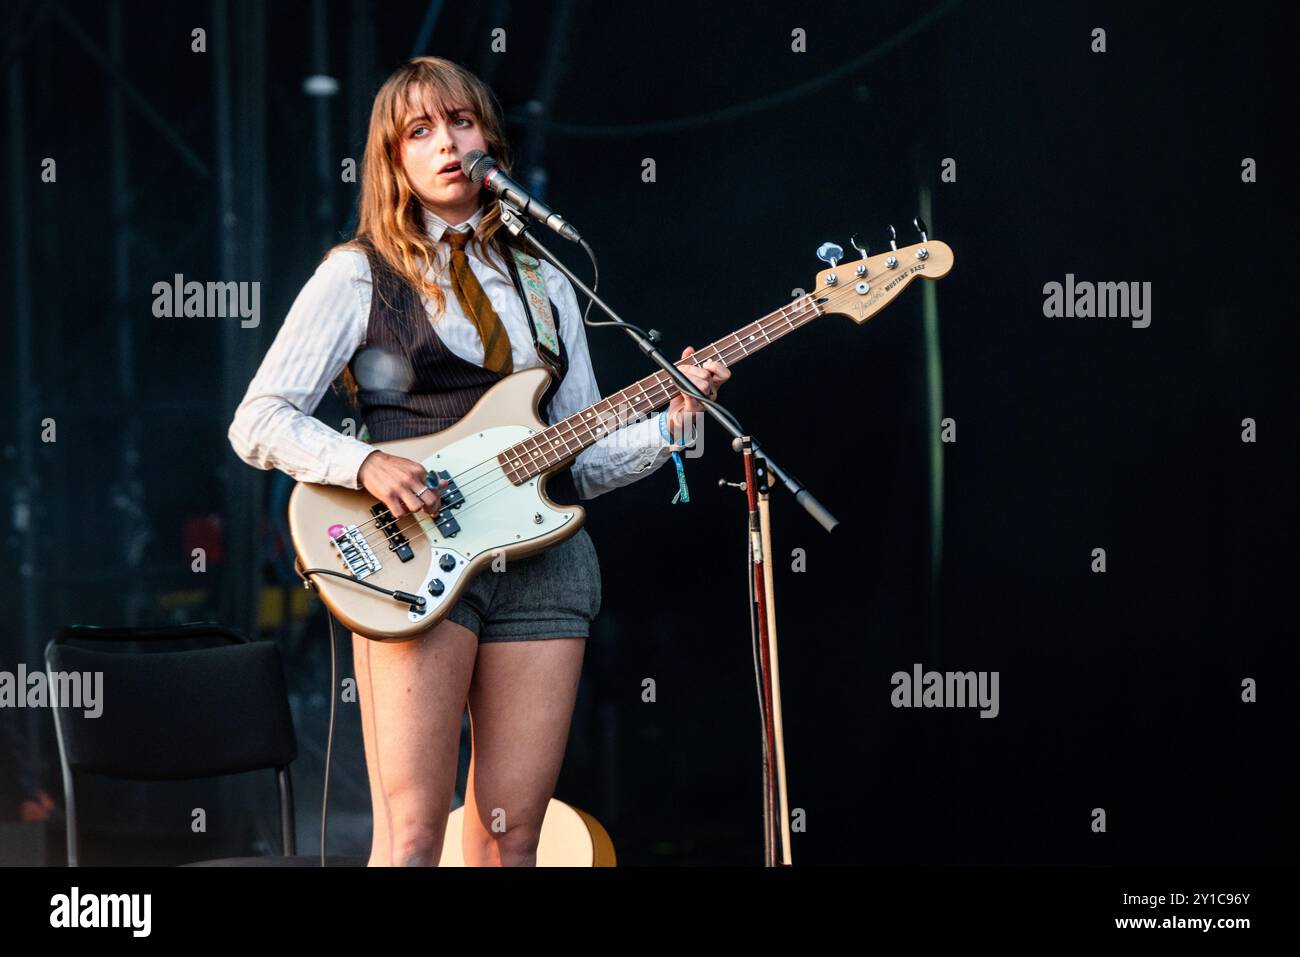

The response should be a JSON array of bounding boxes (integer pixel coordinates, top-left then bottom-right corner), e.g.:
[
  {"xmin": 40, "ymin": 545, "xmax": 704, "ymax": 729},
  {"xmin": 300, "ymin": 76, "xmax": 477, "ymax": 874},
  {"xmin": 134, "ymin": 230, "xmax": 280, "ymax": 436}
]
[
  {"xmin": 341, "ymin": 295, "xmax": 823, "ymax": 540},
  {"xmin": 413, "ymin": 308, "xmax": 801, "ymax": 507},
  {"xmin": 337, "ymin": 358, "xmax": 709, "ymax": 547},
  {"xmin": 346, "ymin": 258, "xmax": 906, "ymax": 547},
  {"xmin": 339, "ymin": 296, "xmax": 825, "ymax": 556},
  {"xmin": 341, "ymin": 298, "xmax": 829, "ymax": 559},
  {"xmin": 337, "ymin": 296, "xmax": 825, "ymax": 553},
  {"xmin": 342, "ymin": 367, "xmax": 701, "ymax": 557}
]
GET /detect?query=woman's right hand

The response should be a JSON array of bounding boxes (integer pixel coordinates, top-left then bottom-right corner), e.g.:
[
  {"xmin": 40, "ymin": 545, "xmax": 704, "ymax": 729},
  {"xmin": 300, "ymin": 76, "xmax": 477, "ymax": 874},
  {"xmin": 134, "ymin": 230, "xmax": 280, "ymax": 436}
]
[{"xmin": 358, "ymin": 450, "xmax": 448, "ymax": 517}]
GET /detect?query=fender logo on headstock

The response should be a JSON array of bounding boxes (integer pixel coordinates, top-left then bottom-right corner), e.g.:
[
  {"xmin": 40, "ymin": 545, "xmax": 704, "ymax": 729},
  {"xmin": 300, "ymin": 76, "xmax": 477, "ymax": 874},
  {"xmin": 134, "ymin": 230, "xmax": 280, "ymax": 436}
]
[
  {"xmin": 816, "ymin": 236, "xmax": 952, "ymax": 323},
  {"xmin": 845, "ymin": 261, "xmax": 928, "ymax": 318}
]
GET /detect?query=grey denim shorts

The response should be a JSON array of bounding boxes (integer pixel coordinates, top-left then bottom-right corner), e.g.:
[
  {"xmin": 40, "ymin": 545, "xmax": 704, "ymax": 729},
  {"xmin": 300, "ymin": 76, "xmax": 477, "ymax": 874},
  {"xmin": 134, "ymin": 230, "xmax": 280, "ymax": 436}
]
[{"xmin": 444, "ymin": 526, "xmax": 603, "ymax": 642}]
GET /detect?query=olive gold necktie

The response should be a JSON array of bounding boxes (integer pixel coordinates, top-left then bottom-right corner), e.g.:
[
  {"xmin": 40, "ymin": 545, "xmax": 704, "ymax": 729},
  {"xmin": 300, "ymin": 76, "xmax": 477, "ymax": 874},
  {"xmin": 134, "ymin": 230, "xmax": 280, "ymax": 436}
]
[{"xmin": 443, "ymin": 228, "xmax": 513, "ymax": 375}]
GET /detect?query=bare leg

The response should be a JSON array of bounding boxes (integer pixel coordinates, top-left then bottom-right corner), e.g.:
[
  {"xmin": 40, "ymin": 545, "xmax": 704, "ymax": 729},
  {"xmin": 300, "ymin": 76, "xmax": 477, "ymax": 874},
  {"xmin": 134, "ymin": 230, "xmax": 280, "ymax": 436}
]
[
  {"xmin": 353, "ymin": 619, "xmax": 479, "ymax": 866},
  {"xmin": 461, "ymin": 637, "xmax": 586, "ymax": 867}
]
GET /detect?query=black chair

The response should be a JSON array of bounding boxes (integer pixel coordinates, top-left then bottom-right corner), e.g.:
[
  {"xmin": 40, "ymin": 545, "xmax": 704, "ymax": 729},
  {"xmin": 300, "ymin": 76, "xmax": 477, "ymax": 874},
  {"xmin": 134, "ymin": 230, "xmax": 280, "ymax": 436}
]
[{"xmin": 45, "ymin": 622, "xmax": 320, "ymax": 866}]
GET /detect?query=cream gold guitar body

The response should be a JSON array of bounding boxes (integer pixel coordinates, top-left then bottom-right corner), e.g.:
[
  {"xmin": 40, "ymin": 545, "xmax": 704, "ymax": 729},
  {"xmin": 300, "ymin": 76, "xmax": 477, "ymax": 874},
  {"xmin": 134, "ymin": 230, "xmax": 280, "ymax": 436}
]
[
  {"xmin": 288, "ymin": 237, "xmax": 954, "ymax": 640},
  {"xmin": 289, "ymin": 367, "xmax": 581, "ymax": 641}
]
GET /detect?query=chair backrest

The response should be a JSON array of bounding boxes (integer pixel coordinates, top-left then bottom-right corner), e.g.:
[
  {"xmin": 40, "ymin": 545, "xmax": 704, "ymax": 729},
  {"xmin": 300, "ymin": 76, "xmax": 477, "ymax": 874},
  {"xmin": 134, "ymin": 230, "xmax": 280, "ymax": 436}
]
[{"xmin": 45, "ymin": 623, "xmax": 297, "ymax": 779}]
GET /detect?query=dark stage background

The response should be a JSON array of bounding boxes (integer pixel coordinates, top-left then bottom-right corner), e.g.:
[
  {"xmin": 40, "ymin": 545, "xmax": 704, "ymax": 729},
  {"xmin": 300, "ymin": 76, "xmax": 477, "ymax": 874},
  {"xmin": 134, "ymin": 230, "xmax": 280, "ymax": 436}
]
[{"xmin": 2, "ymin": 0, "xmax": 1296, "ymax": 866}]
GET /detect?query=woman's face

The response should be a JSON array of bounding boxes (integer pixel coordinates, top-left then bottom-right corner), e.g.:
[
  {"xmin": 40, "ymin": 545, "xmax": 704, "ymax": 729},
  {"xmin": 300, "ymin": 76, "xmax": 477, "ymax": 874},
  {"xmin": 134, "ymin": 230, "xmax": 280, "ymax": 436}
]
[{"xmin": 399, "ymin": 90, "xmax": 489, "ymax": 224}]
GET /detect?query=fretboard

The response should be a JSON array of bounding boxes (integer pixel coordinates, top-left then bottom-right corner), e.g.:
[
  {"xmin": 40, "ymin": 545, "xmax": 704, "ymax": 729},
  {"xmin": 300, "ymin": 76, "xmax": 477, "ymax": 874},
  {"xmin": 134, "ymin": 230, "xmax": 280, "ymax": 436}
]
[{"xmin": 498, "ymin": 293, "xmax": 825, "ymax": 485}]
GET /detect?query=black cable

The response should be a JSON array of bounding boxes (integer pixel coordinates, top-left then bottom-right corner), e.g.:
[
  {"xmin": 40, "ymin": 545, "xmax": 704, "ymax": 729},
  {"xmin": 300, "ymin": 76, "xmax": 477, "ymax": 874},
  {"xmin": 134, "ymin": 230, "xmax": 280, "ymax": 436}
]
[
  {"xmin": 578, "ymin": 238, "xmax": 601, "ymax": 329},
  {"xmin": 575, "ymin": 237, "xmax": 654, "ymax": 340},
  {"xmin": 300, "ymin": 566, "xmax": 426, "ymax": 611},
  {"xmin": 572, "ymin": 235, "xmax": 745, "ymax": 436},
  {"xmin": 321, "ymin": 611, "xmax": 339, "ymax": 868},
  {"xmin": 301, "ymin": 565, "xmax": 396, "ymax": 869},
  {"xmin": 573, "ymin": 228, "xmax": 769, "ymax": 857}
]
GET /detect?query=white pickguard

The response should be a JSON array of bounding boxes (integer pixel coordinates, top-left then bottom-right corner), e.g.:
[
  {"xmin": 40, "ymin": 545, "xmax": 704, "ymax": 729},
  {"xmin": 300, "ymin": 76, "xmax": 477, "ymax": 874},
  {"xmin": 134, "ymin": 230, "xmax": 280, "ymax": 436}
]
[{"xmin": 405, "ymin": 425, "xmax": 575, "ymax": 623}]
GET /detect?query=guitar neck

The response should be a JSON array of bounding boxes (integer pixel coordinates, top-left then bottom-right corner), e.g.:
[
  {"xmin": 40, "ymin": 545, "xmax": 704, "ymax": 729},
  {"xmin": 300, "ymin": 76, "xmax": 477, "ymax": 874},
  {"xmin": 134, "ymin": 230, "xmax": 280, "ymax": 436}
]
[{"xmin": 500, "ymin": 293, "xmax": 825, "ymax": 481}]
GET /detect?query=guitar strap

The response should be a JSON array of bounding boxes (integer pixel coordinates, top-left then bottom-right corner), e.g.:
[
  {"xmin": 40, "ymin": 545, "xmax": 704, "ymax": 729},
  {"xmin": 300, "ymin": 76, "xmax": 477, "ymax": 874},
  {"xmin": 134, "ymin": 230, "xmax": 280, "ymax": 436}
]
[
  {"xmin": 506, "ymin": 246, "xmax": 564, "ymax": 380},
  {"xmin": 504, "ymin": 244, "xmax": 582, "ymax": 506}
]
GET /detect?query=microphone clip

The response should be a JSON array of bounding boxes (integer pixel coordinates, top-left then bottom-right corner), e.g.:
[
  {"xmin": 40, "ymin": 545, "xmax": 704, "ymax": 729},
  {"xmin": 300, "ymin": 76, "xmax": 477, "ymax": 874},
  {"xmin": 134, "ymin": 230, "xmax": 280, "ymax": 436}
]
[{"xmin": 499, "ymin": 200, "xmax": 528, "ymax": 238}]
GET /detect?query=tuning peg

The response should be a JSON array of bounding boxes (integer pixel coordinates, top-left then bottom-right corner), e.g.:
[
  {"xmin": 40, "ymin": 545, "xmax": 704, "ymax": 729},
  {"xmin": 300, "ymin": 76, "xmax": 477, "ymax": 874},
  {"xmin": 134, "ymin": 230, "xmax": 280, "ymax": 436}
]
[
  {"xmin": 888, "ymin": 225, "xmax": 898, "ymax": 252},
  {"xmin": 913, "ymin": 216, "xmax": 928, "ymax": 242},
  {"xmin": 816, "ymin": 242, "xmax": 844, "ymax": 267},
  {"xmin": 849, "ymin": 236, "xmax": 869, "ymax": 276}
]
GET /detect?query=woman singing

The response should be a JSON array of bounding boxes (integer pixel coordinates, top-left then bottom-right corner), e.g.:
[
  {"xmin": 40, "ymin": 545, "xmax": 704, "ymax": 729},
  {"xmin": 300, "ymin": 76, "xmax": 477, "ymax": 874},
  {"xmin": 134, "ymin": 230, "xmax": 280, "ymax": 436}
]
[{"xmin": 228, "ymin": 56, "xmax": 730, "ymax": 866}]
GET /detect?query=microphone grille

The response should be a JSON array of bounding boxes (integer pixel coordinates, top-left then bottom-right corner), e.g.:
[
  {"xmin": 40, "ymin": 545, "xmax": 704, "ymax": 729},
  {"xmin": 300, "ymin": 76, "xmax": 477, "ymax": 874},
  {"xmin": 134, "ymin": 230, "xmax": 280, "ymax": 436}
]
[{"xmin": 462, "ymin": 150, "xmax": 494, "ymax": 185}]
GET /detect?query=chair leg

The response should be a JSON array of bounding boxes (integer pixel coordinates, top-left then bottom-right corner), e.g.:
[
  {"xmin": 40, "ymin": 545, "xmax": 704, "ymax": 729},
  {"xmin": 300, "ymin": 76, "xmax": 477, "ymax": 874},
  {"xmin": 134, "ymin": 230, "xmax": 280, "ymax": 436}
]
[
  {"xmin": 277, "ymin": 767, "xmax": 296, "ymax": 857},
  {"xmin": 48, "ymin": 681, "xmax": 79, "ymax": 867},
  {"xmin": 64, "ymin": 777, "xmax": 79, "ymax": 867}
]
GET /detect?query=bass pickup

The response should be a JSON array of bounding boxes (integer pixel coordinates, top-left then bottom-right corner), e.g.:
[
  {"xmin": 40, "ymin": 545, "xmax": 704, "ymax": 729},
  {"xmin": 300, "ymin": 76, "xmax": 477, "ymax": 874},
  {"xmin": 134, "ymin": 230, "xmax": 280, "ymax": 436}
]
[
  {"xmin": 428, "ymin": 469, "xmax": 464, "ymax": 538},
  {"xmin": 370, "ymin": 503, "xmax": 415, "ymax": 562}
]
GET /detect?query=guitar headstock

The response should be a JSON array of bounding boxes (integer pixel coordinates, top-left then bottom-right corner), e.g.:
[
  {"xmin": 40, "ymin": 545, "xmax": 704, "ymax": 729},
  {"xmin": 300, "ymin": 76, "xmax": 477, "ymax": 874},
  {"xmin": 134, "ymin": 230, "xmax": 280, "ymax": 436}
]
[{"xmin": 811, "ymin": 223, "xmax": 954, "ymax": 325}]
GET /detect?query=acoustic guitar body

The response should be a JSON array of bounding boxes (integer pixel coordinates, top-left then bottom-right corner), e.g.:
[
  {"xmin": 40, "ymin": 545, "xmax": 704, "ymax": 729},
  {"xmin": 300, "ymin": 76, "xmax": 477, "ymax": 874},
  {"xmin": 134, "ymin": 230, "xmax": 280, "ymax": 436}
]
[{"xmin": 438, "ymin": 799, "xmax": 617, "ymax": 867}]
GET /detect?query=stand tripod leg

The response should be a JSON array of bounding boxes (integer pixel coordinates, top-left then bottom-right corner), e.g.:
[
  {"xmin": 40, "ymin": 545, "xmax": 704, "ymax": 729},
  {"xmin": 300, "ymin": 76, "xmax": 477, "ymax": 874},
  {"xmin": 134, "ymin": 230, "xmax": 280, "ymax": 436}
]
[
  {"xmin": 759, "ymin": 492, "xmax": 793, "ymax": 866},
  {"xmin": 742, "ymin": 441, "xmax": 794, "ymax": 867}
]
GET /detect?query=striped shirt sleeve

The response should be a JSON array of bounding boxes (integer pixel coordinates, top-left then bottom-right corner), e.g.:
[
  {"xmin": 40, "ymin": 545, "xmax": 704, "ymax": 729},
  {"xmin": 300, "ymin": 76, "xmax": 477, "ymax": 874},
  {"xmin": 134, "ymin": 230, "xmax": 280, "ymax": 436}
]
[{"xmin": 227, "ymin": 249, "xmax": 377, "ymax": 489}]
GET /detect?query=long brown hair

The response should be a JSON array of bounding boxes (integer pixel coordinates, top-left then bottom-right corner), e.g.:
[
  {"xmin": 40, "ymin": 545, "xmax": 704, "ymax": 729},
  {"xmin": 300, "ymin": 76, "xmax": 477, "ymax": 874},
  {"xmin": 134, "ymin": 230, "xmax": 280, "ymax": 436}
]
[{"xmin": 333, "ymin": 56, "xmax": 523, "ymax": 406}]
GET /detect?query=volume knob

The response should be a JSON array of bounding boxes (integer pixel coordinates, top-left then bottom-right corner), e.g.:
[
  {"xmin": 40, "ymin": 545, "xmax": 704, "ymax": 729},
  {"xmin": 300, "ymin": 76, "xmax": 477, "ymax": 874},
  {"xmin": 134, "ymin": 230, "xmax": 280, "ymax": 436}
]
[{"xmin": 438, "ymin": 553, "xmax": 457, "ymax": 572}]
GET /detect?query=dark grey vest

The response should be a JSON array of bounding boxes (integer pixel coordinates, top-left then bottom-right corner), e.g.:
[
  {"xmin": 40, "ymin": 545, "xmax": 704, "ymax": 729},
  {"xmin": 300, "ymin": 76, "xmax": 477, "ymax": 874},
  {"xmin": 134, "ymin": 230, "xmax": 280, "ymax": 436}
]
[{"xmin": 349, "ymin": 236, "xmax": 580, "ymax": 506}]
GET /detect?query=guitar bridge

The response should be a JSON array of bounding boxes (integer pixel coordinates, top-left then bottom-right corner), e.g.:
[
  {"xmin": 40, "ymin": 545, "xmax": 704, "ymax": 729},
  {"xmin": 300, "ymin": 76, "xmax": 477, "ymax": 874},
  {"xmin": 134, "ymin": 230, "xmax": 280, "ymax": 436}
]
[{"xmin": 332, "ymin": 524, "xmax": 382, "ymax": 579}]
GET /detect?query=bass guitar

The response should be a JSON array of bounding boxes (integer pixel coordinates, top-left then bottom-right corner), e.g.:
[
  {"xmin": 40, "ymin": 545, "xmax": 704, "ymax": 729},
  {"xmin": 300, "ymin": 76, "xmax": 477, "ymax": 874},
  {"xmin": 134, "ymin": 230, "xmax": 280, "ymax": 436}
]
[{"xmin": 290, "ymin": 235, "xmax": 954, "ymax": 639}]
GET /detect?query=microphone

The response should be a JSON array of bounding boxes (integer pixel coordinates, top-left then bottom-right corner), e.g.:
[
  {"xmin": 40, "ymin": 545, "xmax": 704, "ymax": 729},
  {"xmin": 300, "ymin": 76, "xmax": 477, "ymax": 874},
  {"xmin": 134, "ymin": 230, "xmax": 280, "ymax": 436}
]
[{"xmin": 462, "ymin": 150, "xmax": 582, "ymax": 243}]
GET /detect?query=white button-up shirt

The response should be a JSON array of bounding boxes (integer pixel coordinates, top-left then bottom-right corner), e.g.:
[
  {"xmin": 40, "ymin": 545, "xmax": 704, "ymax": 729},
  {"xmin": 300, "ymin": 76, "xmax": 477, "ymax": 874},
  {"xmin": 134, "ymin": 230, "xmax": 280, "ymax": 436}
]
[{"xmin": 228, "ymin": 205, "xmax": 675, "ymax": 498}]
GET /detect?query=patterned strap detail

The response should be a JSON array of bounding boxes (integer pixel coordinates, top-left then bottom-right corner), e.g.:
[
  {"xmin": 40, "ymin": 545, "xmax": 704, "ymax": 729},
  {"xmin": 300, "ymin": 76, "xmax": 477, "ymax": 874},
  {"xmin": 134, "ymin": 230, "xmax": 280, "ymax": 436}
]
[{"xmin": 509, "ymin": 247, "xmax": 562, "ymax": 370}]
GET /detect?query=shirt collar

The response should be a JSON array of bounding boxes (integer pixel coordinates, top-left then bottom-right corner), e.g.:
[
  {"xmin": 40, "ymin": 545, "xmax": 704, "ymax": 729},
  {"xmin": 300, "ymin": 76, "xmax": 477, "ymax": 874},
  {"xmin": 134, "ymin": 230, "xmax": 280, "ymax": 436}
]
[{"xmin": 421, "ymin": 203, "xmax": 487, "ymax": 242}]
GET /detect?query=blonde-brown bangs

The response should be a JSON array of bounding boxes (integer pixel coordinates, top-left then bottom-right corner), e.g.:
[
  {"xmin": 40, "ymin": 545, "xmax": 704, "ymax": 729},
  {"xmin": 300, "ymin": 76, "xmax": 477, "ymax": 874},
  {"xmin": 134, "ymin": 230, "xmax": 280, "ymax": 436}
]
[{"xmin": 389, "ymin": 71, "xmax": 481, "ymax": 142}]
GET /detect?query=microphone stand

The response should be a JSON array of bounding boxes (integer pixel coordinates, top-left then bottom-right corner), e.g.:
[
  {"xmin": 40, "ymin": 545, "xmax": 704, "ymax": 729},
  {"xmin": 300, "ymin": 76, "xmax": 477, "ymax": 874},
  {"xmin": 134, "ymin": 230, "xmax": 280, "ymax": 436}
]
[{"xmin": 499, "ymin": 202, "xmax": 839, "ymax": 867}]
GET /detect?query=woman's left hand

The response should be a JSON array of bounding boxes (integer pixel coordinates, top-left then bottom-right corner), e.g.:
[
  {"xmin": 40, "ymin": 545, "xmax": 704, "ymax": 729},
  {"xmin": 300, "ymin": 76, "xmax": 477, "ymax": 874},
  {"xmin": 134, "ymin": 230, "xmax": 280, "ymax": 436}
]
[{"xmin": 666, "ymin": 346, "xmax": 731, "ymax": 443}]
